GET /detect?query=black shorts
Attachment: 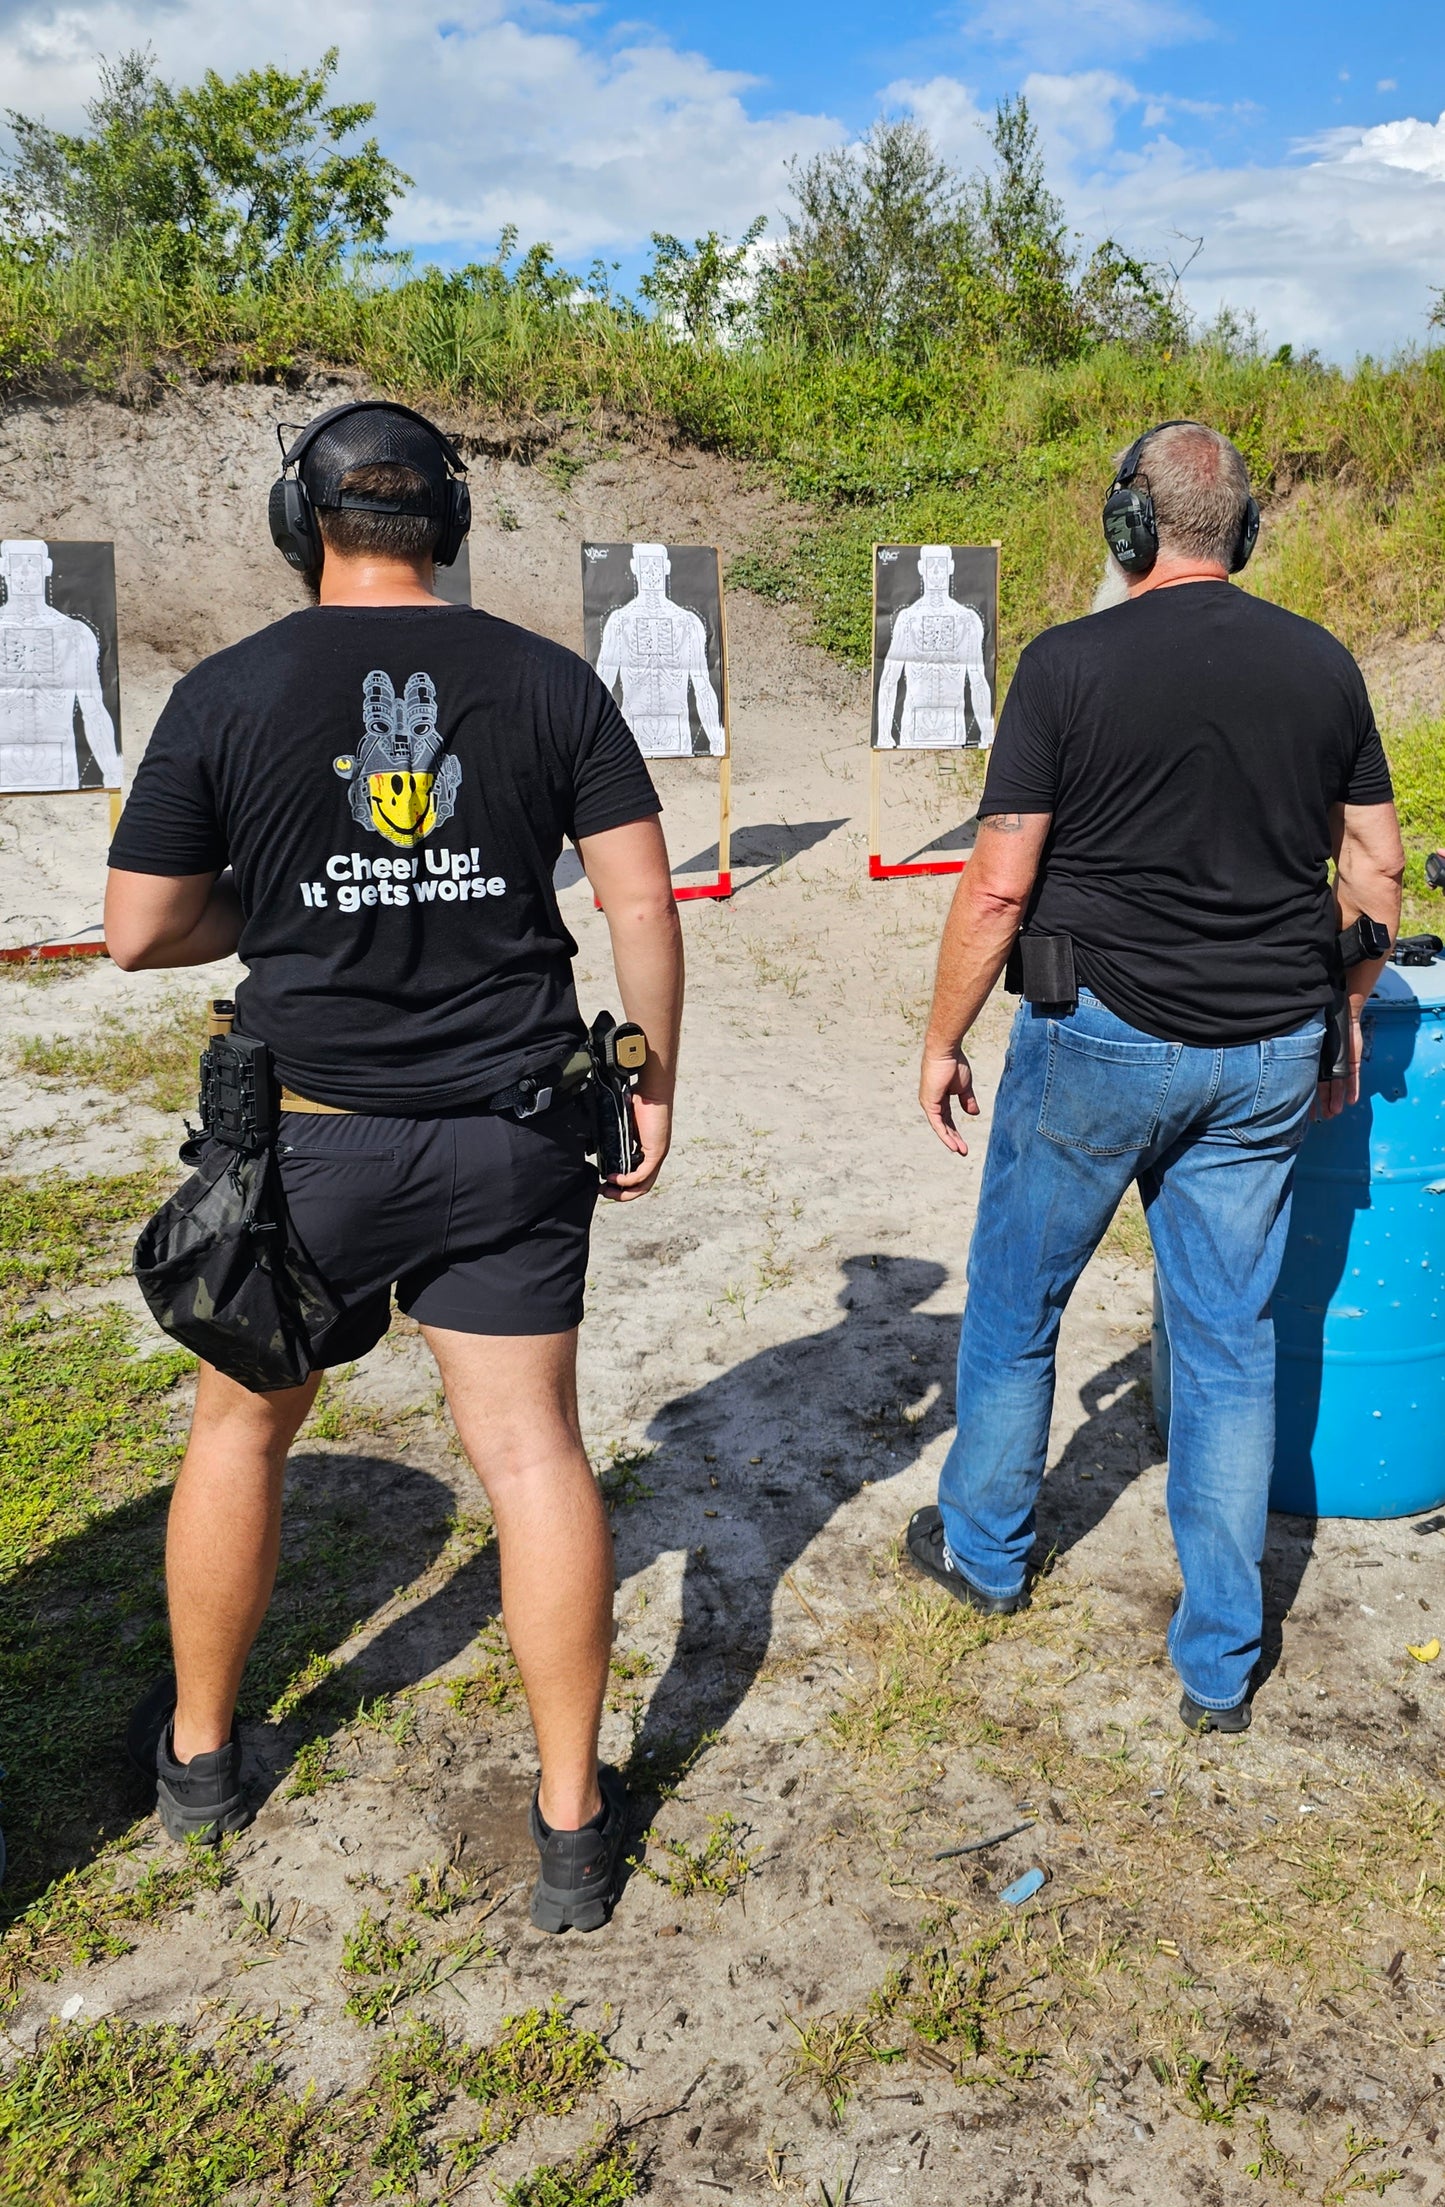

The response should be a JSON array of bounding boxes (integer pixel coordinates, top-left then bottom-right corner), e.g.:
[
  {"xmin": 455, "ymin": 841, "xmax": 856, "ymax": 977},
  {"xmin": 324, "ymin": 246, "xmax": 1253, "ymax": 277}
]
[{"xmin": 274, "ymin": 1098, "xmax": 597, "ymax": 1367}]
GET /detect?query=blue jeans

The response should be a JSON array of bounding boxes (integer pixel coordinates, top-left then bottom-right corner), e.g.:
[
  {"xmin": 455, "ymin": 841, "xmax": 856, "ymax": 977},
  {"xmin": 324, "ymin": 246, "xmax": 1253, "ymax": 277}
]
[{"xmin": 938, "ymin": 989, "xmax": 1324, "ymax": 1710}]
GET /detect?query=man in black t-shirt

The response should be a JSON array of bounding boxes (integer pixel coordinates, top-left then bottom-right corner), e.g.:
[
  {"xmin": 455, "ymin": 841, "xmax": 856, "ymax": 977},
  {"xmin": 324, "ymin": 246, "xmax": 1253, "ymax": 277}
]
[
  {"xmin": 902, "ymin": 421, "xmax": 1404, "ymax": 1732},
  {"xmin": 106, "ymin": 400, "xmax": 683, "ymax": 1932}
]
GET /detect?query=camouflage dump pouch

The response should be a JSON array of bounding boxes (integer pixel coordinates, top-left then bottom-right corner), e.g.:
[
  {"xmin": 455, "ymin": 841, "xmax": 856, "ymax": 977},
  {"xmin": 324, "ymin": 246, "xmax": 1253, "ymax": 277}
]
[{"xmin": 133, "ymin": 1143, "xmax": 342, "ymax": 1393}]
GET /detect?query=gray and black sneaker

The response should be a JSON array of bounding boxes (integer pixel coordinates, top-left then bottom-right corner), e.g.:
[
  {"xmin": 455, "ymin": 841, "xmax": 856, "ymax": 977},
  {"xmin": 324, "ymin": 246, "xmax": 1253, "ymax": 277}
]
[
  {"xmin": 126, "ymin": 1672, "xmax": 251, "ymax": 1844},
  {"xmin": 529, "ymin": 1765, "xmax": 628, "ymax": 1934},
  {"xmin": 1179, "ymin": 1693, "xmax": 1252, "ymax": 1736},
  {"xmin": 904, "ymin": 1505, "xmax": 1024, "ymax": 1615}
]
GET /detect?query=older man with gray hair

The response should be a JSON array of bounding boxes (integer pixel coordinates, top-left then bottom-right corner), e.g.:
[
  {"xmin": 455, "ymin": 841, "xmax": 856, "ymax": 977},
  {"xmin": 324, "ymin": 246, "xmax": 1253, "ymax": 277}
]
[{"xmin": 904, "ymin": 420, "xmax": 1405, "ymax": 1733}]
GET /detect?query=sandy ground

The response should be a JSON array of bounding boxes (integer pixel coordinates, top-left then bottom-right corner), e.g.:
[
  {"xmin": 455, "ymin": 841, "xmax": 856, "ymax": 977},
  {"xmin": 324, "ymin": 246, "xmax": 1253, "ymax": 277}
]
[{"xmin": 1, "ymin": 386, "xmax": 1443, "ymax": 2203}]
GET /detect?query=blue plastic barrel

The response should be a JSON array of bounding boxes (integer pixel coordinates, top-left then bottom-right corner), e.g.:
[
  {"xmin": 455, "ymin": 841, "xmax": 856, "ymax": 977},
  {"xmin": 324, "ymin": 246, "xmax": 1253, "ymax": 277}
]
[{"xmin": 1271, "ymin": 959, "xmax": 1445, "ymax": 1517}]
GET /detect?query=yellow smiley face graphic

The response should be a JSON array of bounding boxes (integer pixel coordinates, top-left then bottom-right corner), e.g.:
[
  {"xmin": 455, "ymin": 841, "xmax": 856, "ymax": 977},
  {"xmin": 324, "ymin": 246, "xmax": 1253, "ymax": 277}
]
[{"xmin": 367, "ymin": 769, "xmax": 438, "ymax": 848}]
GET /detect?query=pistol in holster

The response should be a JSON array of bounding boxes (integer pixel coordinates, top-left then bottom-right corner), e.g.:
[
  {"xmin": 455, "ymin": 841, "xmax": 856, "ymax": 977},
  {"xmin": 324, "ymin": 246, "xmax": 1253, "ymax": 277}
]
[
  {"xmin": 583, "ymin": 1010, "xmax": 648, "ymax": 1183},
  {"xmin": 1004, "ymin": 932, "xmax": 1078, "ymax": 1011},
  {"xmin": 196, "ymin": 999, "xmax": 279, "ymax": 1156}
]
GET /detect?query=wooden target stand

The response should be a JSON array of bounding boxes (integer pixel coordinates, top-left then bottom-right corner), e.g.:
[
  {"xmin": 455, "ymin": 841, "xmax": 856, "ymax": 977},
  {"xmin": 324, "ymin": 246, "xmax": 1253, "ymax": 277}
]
[
  {"xmin": 0, "ymin": 789, "xmax": 123, "ymax": 962},
  {"xmin": 867, "ymin": 539, "xmax": 999, "ymax": 883}
]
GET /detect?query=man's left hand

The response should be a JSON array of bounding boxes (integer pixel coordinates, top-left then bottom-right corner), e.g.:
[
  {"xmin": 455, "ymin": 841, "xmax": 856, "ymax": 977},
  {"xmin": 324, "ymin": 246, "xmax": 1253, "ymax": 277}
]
[{"xmin": 920, "ymin": 1047, "xmax": 980, "ymax": 1155}]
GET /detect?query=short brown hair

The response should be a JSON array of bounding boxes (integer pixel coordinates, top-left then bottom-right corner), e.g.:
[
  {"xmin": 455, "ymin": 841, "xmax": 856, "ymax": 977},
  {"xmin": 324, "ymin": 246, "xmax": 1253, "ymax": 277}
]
[
  {"xmin": 316, "ymin": 462, "xmax": 440, "ymax": 563},
  {"xmin": 1129, "ymin": 422, "xmax": 1252, "ymax": 567}
]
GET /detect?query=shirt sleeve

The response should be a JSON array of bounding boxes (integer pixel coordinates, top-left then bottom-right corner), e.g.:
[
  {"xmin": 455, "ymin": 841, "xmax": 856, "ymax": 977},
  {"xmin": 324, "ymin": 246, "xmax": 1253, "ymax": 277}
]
[
  {"xmin": 107, "ymin": 685, "xmax": 228, "ymax": 875},
  {"xmin": 1344, "ymin": 694, "xmax": 1395, "ymax": 806},
  {"xmin": 566, "ymin": 664, "xmax": 663, "ymax": 841},
  {"xmin": 978, "ymin": 643, "xmax": 1061, "ymax": 816}
]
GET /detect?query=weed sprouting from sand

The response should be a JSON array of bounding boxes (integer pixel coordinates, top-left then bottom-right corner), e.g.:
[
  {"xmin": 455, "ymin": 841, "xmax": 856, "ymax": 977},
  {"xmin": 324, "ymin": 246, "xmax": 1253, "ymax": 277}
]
[
  {"xmin": 339, "ymin": 1904, "xmax": 492, "ymax": 2027},
  {"xmin": 500, "ymin": 2137, "xmax": 640, "ymax": 2206},
  {"xmin": 286, "ymin": 1734, "xmax": 346, "ymax": 1799},
  {"xmin": 597, "ymin": 1442, "xmax": 655, "ymax": 1510},
  {"xmin": 635, "ymin": 1810, "xmax": 757, "ymax": 1902},
  {"xmin": 1173, "ymin": 2046, "xmax": 1262, "ymax": 2124},
  {"xmin": 447, "ymin": 1622, "xmax": 522, "ymax": 1720},
  {"xmin": 785, "ymin": 2010, "xmax": 895, "ymax": 2122}
]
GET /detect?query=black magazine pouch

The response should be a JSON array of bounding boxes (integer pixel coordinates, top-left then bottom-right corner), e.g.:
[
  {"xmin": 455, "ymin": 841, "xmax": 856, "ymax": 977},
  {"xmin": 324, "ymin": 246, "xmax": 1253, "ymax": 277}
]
[{"xmin": 134, "ymin": 1118, "xmax": 342, "ymax": 1395}]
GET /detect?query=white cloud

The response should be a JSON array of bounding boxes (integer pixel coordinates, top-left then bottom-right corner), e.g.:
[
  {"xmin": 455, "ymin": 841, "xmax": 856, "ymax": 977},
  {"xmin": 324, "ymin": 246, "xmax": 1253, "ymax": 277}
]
[
  {"xmin": 0, "ymin": 0, "xmax": 840, "ymax": 259},
  {"xmin": 959, "ymin": 0, "xmax": 1212, "ymax": 69},
  {"xmin": 875, "ymin": 73, "xmax": 993, "ymax": 166},
  {"xmin": 1019, "ymin": 69, "xmax": 1140, "ymax": 160},
  {"xmin": 1068, "ymin": 109, "xmax": 1445, "ymax": 358}
]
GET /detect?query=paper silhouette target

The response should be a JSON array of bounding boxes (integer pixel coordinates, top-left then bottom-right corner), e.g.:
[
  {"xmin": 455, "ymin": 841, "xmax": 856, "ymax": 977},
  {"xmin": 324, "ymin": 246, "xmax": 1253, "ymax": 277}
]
[
  {"xmin": 582, "ymin": 542, "xmax": 728, "ymax": 759},
  {"xmin": 0, "ymin": 539, "xmax": 122, "ymax": 792},
  {"xmin": 871, "ymin": 544, "xmax": 997, "ymax": 751}
]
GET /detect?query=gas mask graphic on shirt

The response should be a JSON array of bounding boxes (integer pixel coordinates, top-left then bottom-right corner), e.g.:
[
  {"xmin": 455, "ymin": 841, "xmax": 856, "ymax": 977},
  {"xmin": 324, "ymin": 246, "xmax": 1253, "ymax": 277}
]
[{"xmin": 332, "ymin": 669, "xmax": 462, "ymax": 848}]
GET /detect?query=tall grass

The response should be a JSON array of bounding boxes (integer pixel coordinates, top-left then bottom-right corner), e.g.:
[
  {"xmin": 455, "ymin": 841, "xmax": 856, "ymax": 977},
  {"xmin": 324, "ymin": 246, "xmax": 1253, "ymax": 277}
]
[{"xmin": 4, "ymin": 245, "xmax": 1444, "ymax": 664}]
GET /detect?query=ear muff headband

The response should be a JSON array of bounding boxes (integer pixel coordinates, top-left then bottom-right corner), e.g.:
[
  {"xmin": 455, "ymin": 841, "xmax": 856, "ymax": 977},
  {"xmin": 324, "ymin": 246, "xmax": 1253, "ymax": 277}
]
[
  {"xmin": 1101, "ymin": 420, "xmax": 1259, "ymax": 577},
  {"xmin": 267, "ymin": 400, "xmax": 471, "ymax": 578}
]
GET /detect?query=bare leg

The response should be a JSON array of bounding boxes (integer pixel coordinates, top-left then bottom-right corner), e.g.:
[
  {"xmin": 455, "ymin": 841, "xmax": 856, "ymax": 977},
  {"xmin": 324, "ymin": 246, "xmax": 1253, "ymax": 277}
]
[
  {"xmin": 168, "ymin": 1363, "xmax": 320, "ymax": 1761},
  {"xmin": 424, "ymin": 1326, "xmax": 612, "ymax": 1830}
]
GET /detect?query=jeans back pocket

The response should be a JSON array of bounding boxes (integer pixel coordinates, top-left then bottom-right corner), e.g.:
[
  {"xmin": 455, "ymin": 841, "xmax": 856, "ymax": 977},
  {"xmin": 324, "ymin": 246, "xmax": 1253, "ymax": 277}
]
[{"xmin": 1038, "ymin": 1021, "xmax": 1180, "ymax": 1157}]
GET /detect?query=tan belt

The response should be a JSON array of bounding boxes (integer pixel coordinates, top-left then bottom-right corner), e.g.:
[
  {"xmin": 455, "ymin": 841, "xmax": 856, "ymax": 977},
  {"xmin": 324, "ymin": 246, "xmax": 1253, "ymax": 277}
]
[{"xmin": 280, "ymin": 1088, "xmax": 353, "ymax": 1116}]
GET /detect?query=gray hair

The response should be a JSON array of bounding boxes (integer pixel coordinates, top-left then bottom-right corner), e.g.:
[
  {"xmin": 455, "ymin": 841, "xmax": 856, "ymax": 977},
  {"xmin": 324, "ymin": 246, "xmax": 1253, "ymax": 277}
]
[{"xmin": 1125, "ymin": 422, "xmax": 1253, "ymax": 567}]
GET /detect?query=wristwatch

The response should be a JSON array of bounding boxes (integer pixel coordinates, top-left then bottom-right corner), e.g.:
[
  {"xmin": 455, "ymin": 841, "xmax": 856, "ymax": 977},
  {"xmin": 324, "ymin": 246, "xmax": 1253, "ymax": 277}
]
[{"xmin": 1337, "ymin": 915, "xmax": 1391, "ymax": 967}]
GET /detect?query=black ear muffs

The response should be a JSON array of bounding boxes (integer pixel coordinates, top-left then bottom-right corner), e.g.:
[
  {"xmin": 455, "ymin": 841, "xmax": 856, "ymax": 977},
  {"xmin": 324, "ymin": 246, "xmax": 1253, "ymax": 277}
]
[
  {"xmin": 268, "ymin": 474, "xmax": 325, "ymax": 577},
  {"xmin": 1102, "ymin": 419, "xmax": 1259, "ymax": 578},
  {"xmin": 268, "ymin": 400, "xmax": 471, "ymax": 581},
  {"xmin": 1231, "ymin": 496, "xmax": 1261, "ymax": 573},
  {"xmin": 434, "ymin": 477, "xmax": 471, "ymax": 571}
]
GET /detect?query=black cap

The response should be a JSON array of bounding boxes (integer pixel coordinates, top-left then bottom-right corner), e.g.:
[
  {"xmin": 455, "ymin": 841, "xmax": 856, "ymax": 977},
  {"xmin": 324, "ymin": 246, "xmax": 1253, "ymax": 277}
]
[{"xmin": 281, "ymin": 401, "xmax": 460, "ymax": 516}]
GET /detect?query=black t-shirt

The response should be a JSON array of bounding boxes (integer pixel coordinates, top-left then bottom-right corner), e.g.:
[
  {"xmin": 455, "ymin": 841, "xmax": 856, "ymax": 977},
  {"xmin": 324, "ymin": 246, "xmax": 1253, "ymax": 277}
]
[
  {"xmin": 109, "ymin": 605, "xmax": 661, "ymax": 1111},
  {"xmin": 979, "ymin": 583, "xmax": 1394, "ymax": 1047}
]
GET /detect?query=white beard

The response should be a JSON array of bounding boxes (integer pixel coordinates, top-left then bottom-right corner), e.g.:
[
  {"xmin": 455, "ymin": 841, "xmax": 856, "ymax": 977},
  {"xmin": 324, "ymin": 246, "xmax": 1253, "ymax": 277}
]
[{"xmin": 1091, "ymin": 554, "xmax": 1133, "ymax": 613}]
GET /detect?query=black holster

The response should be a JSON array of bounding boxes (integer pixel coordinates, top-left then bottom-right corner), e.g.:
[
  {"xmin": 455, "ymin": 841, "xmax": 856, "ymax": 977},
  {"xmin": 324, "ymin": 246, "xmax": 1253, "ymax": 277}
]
[{"xmin": 1005, "ymin": 932, "xmax": 1078, "ymax": 1010}]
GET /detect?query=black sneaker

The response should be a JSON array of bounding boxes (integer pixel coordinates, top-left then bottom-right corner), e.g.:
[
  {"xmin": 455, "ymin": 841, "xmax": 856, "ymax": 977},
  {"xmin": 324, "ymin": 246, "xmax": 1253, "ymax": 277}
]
[
  {"xmin": 904, "ymin": 1505, "xmax": 1024, "ymax": 1615},
  {"xmin": 529, "ymin": 1765, "xmax": 628, "ymax": 1934},
  {"xmin": 127, "ymin": 1672, "xmax": 251, "ymax": 1843},
  {"xmin": 1179, "ymin": 1692, "xmax": 1252, "ymax": 1736}
]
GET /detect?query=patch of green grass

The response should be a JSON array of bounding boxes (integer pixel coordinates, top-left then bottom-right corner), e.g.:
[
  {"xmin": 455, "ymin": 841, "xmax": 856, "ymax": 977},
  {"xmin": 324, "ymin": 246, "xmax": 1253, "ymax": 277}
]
[
  {"xmin": 0, "ymin": 1845, "xmax": 232, "ymax": 2015},
  {"xmin": 451, "ymin": 2000, "xmax": 618, "ymax": 2158},
  {"xmin": 446, "ymin": 1623, "xmax": 521, "ymax": 1719},
  {"xmin": 500, "ymin": 2140, "xmax": 640, "ymax": 2207},
  {"xmin": 597, "ymin": 1442, "xmax": 655, "ymax": 1510},
  {"xmin": 0, "ymin": 1168, "xmax": 170, "ymax": 1315},
  {"xmin": 12, "ymin": 995, "xmax": 208, "ymax": 1116},
  {"xmin": 0, "ymin": 2005, "xmax": 623, "ymax": 2203},
  {"xmin": 635, "ymin": 1810, "xmax": 757, "ymax": 1902},
  {"xmin": 0, "ymin": 2013, "xmax": 348, "ymax": 2205},
  {"xmin": 1383, "ymin": 714, "xmax": 1445, "ymax": 932},
  {"xmin": 286, "ymin": 1734, "xmax": 347, "ymax": 1799},
  {"xmin": 339, "ymin": 1903, "xmax": 491, "ymax": 2027}
]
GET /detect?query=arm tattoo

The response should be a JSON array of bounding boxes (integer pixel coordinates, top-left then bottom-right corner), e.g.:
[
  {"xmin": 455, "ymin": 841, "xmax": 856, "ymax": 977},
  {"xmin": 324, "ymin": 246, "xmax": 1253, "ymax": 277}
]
[{"xmin": 980, "ymin": 812, "xmax": 1024, "ymax": 834}]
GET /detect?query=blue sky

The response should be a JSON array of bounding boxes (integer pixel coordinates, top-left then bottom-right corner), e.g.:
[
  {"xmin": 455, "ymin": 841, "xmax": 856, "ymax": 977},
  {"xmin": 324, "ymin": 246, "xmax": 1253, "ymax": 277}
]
[{"xmin": 2, "ymin": 0, "xmax": 1442, "ymax": 358}]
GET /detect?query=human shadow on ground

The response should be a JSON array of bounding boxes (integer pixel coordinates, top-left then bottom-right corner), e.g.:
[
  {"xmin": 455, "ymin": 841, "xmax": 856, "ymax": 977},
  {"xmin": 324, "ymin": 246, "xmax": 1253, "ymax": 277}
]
[{"xmin": 0, "ymin": 1450, "xmax": 474, "ymax": 1913}]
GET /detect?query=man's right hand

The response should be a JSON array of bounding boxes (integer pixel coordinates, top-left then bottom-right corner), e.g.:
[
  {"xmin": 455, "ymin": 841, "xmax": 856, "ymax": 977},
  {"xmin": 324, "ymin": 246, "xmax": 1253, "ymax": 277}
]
[
  {"xmin": 920, "ymin": 1046, "xmax": 980, "ymax": 1155},
  {"xmin": 603, "ymin": 1096, "xmax": 671, "ymax": 1201}
]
